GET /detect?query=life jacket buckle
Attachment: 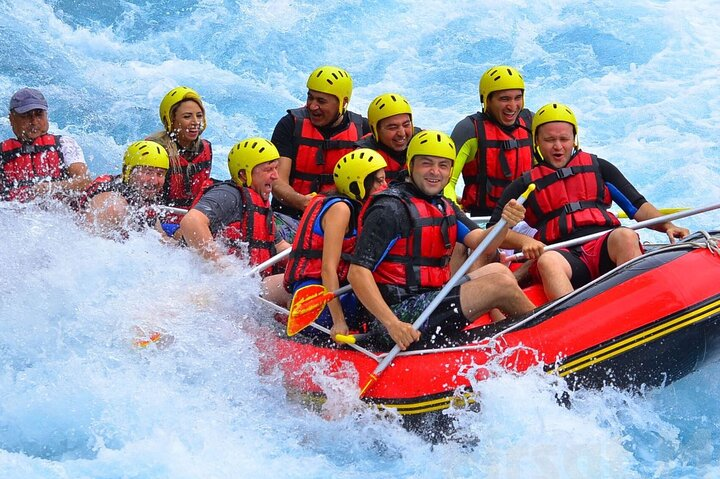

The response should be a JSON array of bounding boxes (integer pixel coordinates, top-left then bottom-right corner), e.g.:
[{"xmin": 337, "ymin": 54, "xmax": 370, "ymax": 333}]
[
  {"xmin": 20, "ymin": 144, "xmax": 38, "ymax": 155},
  {"xmin": 563, "ymin": 201, "xmax": 582, "ymax": 214},
  {"xmin": 555, "ymin": 167, "xmax": 575, "ymax": 179},
  {"xmin": 501, "ymin": 139, "xmax": 519, "ymax": 150}
]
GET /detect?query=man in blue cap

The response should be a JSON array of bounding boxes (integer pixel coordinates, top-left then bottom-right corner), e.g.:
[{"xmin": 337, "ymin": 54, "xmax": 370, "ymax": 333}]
[{"xmin": 1, "ymin": 87, "xmax": 90, "ymax": 202}]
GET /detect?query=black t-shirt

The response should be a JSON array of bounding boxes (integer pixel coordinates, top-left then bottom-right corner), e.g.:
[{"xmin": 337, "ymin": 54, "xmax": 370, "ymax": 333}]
[
  {"xmin": 351, "ymin": 182, "xmax": 478, "ymax": 271},
  {"xmin": 271, "ymin": 109, "xmax": 371, "ymax": 160}
]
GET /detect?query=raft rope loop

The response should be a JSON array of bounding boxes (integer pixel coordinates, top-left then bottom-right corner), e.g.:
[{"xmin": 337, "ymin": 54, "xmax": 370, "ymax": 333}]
[{"xmin": 681, "ymin": 230, "xmax": 720, "ymax": 255}]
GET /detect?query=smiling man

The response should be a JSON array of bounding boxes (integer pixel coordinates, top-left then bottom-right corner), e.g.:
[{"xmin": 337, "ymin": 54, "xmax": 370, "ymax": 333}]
[
  {"xmin": 270, "ymin": 66, "xmax": 370, "ymax": 241},
  {"xmin": 347, "ymin": 130, "xmax": 535, "ymax": 351},
  {"xmin": 1, "ymin": 87, "xmax": 90, "ymax": 202},
  {"xmin": 489, "ymin": 103, "xmax": 688, "ymax": 300},
  {"xmin": 81, "ymin": 141, "xmax": 170, "ymax": 237},
  {"xmin": 445, "ymin": 66, "xmax": 534, "ymax": 216},
  {"xmin": 354, "ymin": 93, "xmax": 419, "ymax": 182}
]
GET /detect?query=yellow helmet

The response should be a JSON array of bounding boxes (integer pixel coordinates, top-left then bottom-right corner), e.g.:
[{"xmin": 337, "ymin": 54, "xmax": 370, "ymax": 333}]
[
  {"xmin": 479, "ymin": 65, "xmax": 525, "ymax": 107},
  {"xmin": 406, "ymin": 130, "xmax": 456, "ymax": 173},
  {"xmin": 333, "ymin": 148, "xmax": 387, "ymax": 201},
  {"xmin": 159, "ymin": 86, "xmax": 206, "ymax": 133},
  {"xmin": 531, "ymin": 102, "xmax": 579, "ymax": 147},
  {"xmin": 122, "ymin": 141, "xmax": 170, "ymax": 183},
  {"xmin": 306, "ymin": 65, "xmax": 353, "ymax": 115},
  {"xmin": 227, "ymin": 137, "xmax": 279, "ymax": 187},
  {"xmin": 368, "ymin": 93, "xmax": 412, "ymax": 142}
]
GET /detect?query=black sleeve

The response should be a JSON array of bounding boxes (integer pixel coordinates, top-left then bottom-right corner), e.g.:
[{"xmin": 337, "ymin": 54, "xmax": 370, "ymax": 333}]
[
  {"xmin": 486, "ymin": 178, "xmax": 525, "ymax": 227},
  {"xmin": 193, "ymin": 184, "xmax": 244, "ymax": 235},
  {"xmin": 598, "ymin": 157, "xmax": 647, "ymax": 209},
  {"xmin": 351, "ymin": 196, "xmax": 410, "ymax": 270},
  {"xmin": 270, "ymin": 113, "xmax": 296, "ymax": 159}
]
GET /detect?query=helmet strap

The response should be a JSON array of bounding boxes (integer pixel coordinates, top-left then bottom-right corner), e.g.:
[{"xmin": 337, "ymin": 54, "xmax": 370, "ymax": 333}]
[{"xmin": 238, "ymin": 169, "xmax": 250, "ymax": 187}]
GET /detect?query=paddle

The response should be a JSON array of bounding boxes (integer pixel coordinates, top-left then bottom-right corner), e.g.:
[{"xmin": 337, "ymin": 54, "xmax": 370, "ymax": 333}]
[
  {"xmin": 616, "ymin": 207, "xmax": 689, "ymax": 219},
  {"xmin": 359, "ymin": 183, "xmax": 536, "ymax": 396},
  {"xmin": 253, "ymin": 295, "xmax": 378, "ymax": 359},
  {"xmin": 155, "ymin": 205, "xmax": 189, "ymax": 215},
  {"xmin": 286, "ymin": 283, "xmax": 353, "ymax": 336},
  {"xmin": 134, "ymin": 248, "xmax": 292, "ymax": 349},
  {"xmin": 246, "ymin": 247, "xmax": 292, "ymax": 277},
  {"xmin": 505, "ymin": 202, "xmax": 720, "ymax": 262}
]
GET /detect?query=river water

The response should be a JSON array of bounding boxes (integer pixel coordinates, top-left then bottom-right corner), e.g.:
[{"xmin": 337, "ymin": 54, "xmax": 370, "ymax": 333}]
[{"xmin": 2, "ymin": 1, "xmax": 720, "ymax": 477}]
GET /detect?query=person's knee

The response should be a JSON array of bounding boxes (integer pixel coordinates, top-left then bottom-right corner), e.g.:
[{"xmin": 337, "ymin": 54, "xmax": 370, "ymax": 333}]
[
  {"xmin": 465, "ymin": 263, "xmax": 516, "ymax": 295},
  {"xmin": 487, "ymin": 265, "xmax": 520, "ymax": 290},
  {"xmin": 536, "ymin": 251, "xmax": 565, "ymax": 277},
  {"xmin": 612, "ymin": 227, "xmax": 639, "ymax": 246},
  {"xmin": 609, "ymin": 228, "xmax": 641, "ymax": 256}
]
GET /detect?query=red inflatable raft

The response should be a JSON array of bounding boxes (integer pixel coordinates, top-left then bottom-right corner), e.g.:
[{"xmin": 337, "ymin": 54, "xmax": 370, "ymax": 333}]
[{"xmin": 257, "ymin": 231, "xmax": 720, "ymax": 429}]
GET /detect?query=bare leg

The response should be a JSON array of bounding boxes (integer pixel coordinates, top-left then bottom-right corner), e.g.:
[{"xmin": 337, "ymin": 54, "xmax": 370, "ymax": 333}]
[
  {"xmin": 536, "ymin": 251, "xmax": 573, "ymax": 300},
  {"xmin": 460, "ymin": 263, "xmax": 535, "ymax": 321},
  {"xmin": 606, "ymin": 227, "xmax": 642, "ymax": 266},
  {"xmin": 261, "ymin": 273, "xmax": 292, "ymax": 307}
]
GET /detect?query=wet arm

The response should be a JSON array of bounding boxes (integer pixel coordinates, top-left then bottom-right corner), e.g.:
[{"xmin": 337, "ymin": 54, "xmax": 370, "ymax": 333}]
[
  {"xmin": 321, "ymin": 202, "xmax": 352, "ymax": 336},
  {"xmin": 178, "ymin": 208, "xmax": 220, "ymax": 261},
  {"xmin": 634, "ymin": 202, "xmax": 689, "ymax": 241},
  {"xmin": 33, "ymin": 162, "xmax": 91, "ymax": 198},
  {"xmin": 271, "ymin": 156, "xmax": 313, "ymax": 211},
  {"xmin": 84, "ymin": 191, "xmax": 129, "ymax": 236}
]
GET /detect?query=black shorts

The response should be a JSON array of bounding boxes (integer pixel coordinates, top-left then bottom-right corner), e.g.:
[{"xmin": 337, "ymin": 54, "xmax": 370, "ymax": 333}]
[{"xmin": 557, "ymin": 235, "xmax": 614, "ymax": 289}]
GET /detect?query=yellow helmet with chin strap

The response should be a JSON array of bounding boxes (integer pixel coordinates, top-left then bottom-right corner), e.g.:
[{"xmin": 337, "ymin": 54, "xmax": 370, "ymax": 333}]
[
  {"xmin": 227, "ymin": 137, "xmax": 279, "ymax": 187},
  {"xmin": 368, "ymin": 93, "xmax": 412, "ymax": 142},
  {"xmin": 159, "ymin": 86, "xmax": 206, "ymax": 133},
  {"xmin": 333, "ymin": 148, "xmax": 387, "ymax": 201},
  {"xmin": 122, "ymin": 141, "xmax": 170, "ymax": 183},
  {"xmin": 406, "ymin": 130, "xmax": 456, "ymax": 173},
  {"xmin": 531, "ymin": 102, "xmax": 579, "ymax": 163},
  {"xmin": 306, "ymin": 66, "xmax": 353, "ymax": 116},
  {"xmin": 479, "ymin": 65, "xmax": 525, "ymax": 107}
]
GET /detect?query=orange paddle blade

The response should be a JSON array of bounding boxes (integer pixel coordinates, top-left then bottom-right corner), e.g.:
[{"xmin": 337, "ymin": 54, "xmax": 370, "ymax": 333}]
[
  {"xmin": 287, "ymin": 284, "xmax": 333, "ymax": 336},
  {"xmin": 133, "ymin": 331, "xmax": 164, "ymax": 349}
]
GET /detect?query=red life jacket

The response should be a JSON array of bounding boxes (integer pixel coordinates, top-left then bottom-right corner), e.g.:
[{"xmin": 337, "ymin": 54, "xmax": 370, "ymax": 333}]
[
  {"xmin": 0, "ymin": 134, "xmax": 67, "ymax": 201},
  {"xmin": 523, "ymin": 151, "xmax": 621, "ymax": 244},
  {"xmin": 165, "ymin": 138, "xmax": 212, "ymax": 207},
  {"xmin": 362, "ymin": 183, "xmax": 457, "ymax": 291},
  {"xmin": 283, "ymin": 194, "xmax": 358, "ymax": 291},
  {"xmin": 460, "ymin": 111, "xmax": 533, "ymax": 215},
  {"xmin": 354, "ymin": 133, "xmax": 408, "ymax": 182},
  {"xmin": 210, "ymin": 181, "xmax": 276, "ymax": 276},
  {"xmin": 288, "ymin": 108, "xmax": 365, "ymax": 195},
  {"xmin": 76, "ymin": 174, "xmax": 122, "ymax": 211}
]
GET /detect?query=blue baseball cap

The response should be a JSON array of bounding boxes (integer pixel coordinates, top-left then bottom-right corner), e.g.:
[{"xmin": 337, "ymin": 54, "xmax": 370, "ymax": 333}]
[{"xmin": 9, "ymin": 88, "xmax": 48, "ymax": 114}]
